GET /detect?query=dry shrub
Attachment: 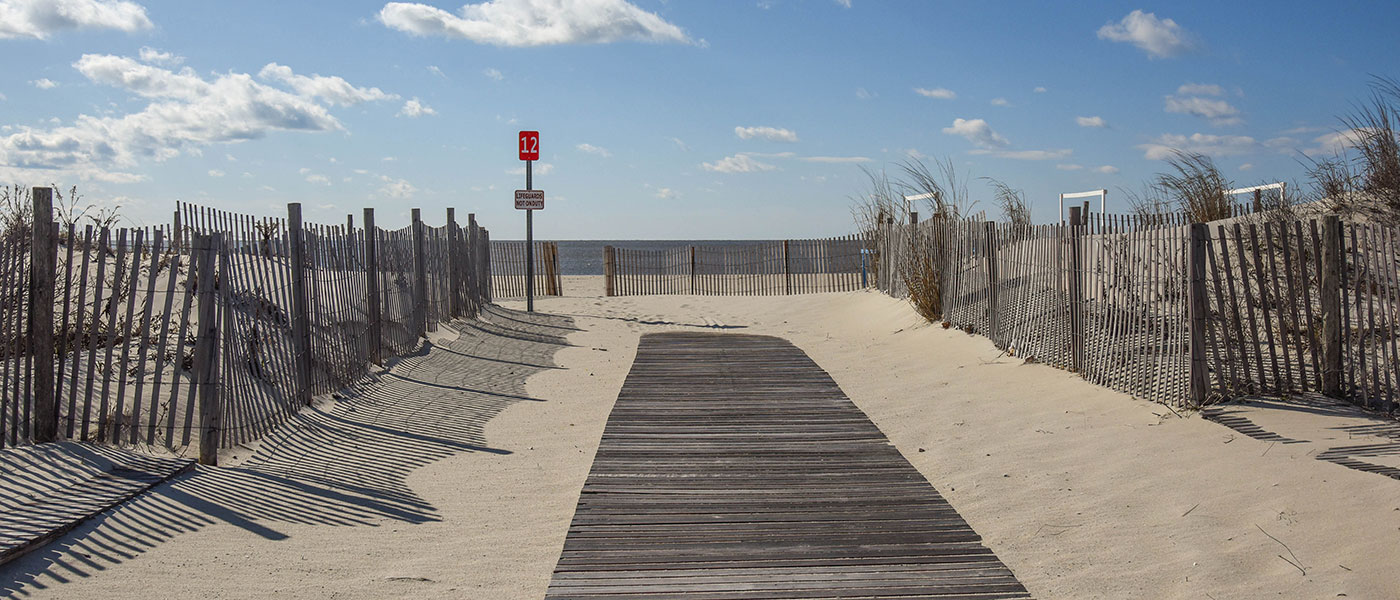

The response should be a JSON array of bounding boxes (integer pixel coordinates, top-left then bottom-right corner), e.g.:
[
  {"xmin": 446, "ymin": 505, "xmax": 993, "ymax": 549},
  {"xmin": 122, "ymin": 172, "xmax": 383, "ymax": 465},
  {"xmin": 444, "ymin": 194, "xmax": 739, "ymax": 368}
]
[
  {"xmin": 895, "ymin": 157, "xmax": 976, "ymax": 322},
  {"xmin": 902, "ymin": 231, "xmax": 942, "ymax": 321}
]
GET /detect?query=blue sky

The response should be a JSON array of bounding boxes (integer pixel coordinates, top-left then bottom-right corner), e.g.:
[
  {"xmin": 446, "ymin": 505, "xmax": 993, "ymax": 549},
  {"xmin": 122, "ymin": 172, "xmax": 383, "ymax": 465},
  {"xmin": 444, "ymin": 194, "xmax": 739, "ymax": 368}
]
[{"xmin": 2, "ymin": 1, "xmax": 1397, "ymax": 238}]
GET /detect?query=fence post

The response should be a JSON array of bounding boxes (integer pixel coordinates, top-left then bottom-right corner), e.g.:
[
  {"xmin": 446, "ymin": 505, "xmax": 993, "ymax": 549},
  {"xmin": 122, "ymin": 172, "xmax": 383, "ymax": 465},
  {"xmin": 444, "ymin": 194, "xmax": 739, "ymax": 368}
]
[
  {"xmin": 172, "ymin": 209, "xmax": 183, "ymax": 255},
  {"xmin": 411, "ymin": 208, "xmax": 427, "ymax": 338},
  {"xmin": 466, "ymin": 213, "xmax": 479, "ymax": 316},
  {"xmin": 604, "ymin": 245, "xmax": 616, "ymax": 297},
  {"xmin": 447, "ymin": 208, "xmax": 462, "ymax": 317},
  {"xmin": 481, "ymin": 228, "xmax": 492, "ymax": 303},
  {"xmin": 783, "ymin": 240, "xmax": 791, "ymax": 295},
  {"xmin": 363, "ymin": 208, "xmax": 382, "ymax": 365},
  {"xmin": 30, "ymin": 188, "xmax": 58, "ymax": 443},
  {"xmin": 286, "ymin": 203, "xmax": 312, "ymax": 406},
  {"xmin": 1188, "ymin": 223, "xmax": 1210, "ymax": 407},
  {"xmin": 193, "ymin": 234, "xmax": 222, "ymax": 465},
  {"xmin": 689, "ymin": 246, "xmax": 696, "ymax": 294},
  {"xmin": 1321, "ymin": 215, "xmax": 1343, "ymax": 398},
  {"xmin": 1068, "ymin": 206, "xmax": 1084, "ymax": 373},
  {"xmin": 983, "ymin": 221, "xmax": 999, "ymax": 343}
]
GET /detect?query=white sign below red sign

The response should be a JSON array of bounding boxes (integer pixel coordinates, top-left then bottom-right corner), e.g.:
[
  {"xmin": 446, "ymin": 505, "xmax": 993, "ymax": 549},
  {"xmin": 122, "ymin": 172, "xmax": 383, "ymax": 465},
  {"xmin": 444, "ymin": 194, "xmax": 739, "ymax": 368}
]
[{"xmin": 515, "ymin": 189, "xmax": 544, "ymax": 210}]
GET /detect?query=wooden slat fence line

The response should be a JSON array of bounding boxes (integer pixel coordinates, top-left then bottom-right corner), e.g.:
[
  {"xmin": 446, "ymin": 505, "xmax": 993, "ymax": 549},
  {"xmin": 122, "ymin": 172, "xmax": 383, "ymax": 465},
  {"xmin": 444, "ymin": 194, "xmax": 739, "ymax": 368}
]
[
  {"xmin": 603, "ymin": 235, "xmax": 866, "ymax": 297},
  {"xmin": 490, "ymin": 240, "xmax": 562, "ymax": 299},
  {"xmin": 0, "ymin": 192, "xmax": 494, "ymax": 465},
  {"xmin": 878, "ymin": 209, "xmax": 1398, "ymax": 413}
]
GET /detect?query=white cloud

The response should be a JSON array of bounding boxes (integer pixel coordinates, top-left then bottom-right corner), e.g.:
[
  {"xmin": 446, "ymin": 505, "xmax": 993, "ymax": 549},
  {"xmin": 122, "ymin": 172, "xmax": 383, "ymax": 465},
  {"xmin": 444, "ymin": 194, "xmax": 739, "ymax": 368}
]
[
  {"xmin": 1164, "ymin": 95, "xmax": 1242, "ymax": 125},
  {"xmin": 701, "ymin": 153, "xmax": 775, "ymax": 173},
  {"xmin": 914, "ymin": 87, "xmax": 956, "ymax": 100},
  {"xmin": 735, "ymin": 125, "xmax": 798, "ymax": 142},
  {"xmin": 970, "ymin": 148, "xmax": 1072, "ymax": 161},
  {"xmin": 0, "ymin": 0, "xmax": 152, "ymax": 40},
  {"xmin": 427, "ymin": 65, "xmax": 446, "ymax": 78},
  {"xmin": 483, "ymin": 67, "xmax": 503, "ymax": 80},
  {"xmin": 378, "ymin": 176, "xmax": 416, "ymax": 199},
  {"xmin": 990, "ymin": 97, "xmax": 1011, "ymax": 107},
  {"xmin": 259, "ymin": 63, "xmax": 398, "ymax": 106},
  {"xmin": 1097, "ymin": 10, "xmax": 1196, "ymax": 58},
  {"xmin": 654, "ymin": 187, "xmax": 677, "ymax": 199},
  {"xmin": 835, "ymin": 0, "xmax": 851, "ymax": 7},
  {"xmin": 0, "ymin": 92, "xmax": 6, "ymax": 101},
  {"xmin": 0, "ymin": 54, "xmax": 375, "ymax": 183},
  {"xmin": 1239, "ymin": 163, "xmax": 1254, "ymax": 171},
  {"xmin": 1093, "ymin": 165, "xmax": 1119, "ymax": 174},
  {"xmin": 397, "ymin": 97, "xmax": 437, "ymax": 117},
  {"xmin": 207, "ymin": 169, "xmax": 225, "ymax": 177},
  {"xmin": 576, "ymin": 142, "xmax": 611, "ymax": 157},
  {"xmin": 31, "ymin": 78, "xmax": 57, "ymax": 89},
  {"xmin": 1033, "ymin": 86, "xmax": 1047, "ymax": 93},
  {"xmin": 137, "ymin": 47, "xmax": 183, "ymax": 66},
  {"xmin": 941, "ymin": 118, "xmax": 1008, "ymax": 149},
  {"xmin": 1306, "ymin": 129, "xmax": 1367, "ymax": 156},
  {"xmin": 306, "ymin": 174, "xmax": 330, "ymax": 185},
  {"xmin": 1056, "ymin": 163, "xmax": 1083, "ymax": 171},
  {"xmin": 799, "ymin": 155, "xmax": 871, "ymax": 163},
  {"xmin": 1177, "ymin": 82, "xmax": 1222, "ymax": 96},
  {"xmin": 855, "ymin": 87, "xmax": 875, "ymax": 99},
  {"xmin": 669, "ymin": 137, "xmax": 688, "ymax": 151},
  {"xmin": 1138, "ymin": 133, "xmax": 1257, "ymax": 159},
  {"xmin": 1076, "ymin": 116, "xmax": 1106, "ymax": 128},
  {"xmin": 377, "ymin": 0, "xmax": 694, "ymax": 46}
]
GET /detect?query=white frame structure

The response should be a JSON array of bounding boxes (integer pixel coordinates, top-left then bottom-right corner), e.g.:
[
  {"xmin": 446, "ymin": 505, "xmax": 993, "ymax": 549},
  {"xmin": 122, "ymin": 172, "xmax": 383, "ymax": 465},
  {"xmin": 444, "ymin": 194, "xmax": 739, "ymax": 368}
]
[
  {"xmin": 1226, "ymin": 182, "xmax": 1286, "ymax": 209},
  {"xmin": 1059, "ymin": 189, "xmax": 1107, "ymax": 223}
]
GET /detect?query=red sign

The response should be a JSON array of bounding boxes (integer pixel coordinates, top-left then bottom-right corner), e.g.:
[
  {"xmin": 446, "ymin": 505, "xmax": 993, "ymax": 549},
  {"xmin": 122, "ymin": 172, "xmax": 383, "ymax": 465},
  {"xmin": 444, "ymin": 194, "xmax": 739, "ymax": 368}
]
[{"xmin": 518, "ymin": 130, "xmax": 539, "ymax": 161}]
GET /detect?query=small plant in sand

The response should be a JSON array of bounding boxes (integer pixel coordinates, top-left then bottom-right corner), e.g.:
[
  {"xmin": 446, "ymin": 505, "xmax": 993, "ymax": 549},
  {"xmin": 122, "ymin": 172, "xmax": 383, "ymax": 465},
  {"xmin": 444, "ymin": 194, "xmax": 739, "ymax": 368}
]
[
  {"xmin": 984, "ymin": 177, "xmax": 1030, "ymax": 228},
  {"xmin": 897, "ymin": 157, "xmax": 977, "ymax": 322}
]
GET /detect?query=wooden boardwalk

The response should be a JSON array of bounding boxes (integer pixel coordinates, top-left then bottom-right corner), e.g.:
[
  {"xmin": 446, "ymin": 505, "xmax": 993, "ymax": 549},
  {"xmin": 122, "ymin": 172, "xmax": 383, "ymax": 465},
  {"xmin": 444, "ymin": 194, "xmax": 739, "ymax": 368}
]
[{"xmin": 546, "ymin": 332, "xmax": 1029, "ymax": 599}]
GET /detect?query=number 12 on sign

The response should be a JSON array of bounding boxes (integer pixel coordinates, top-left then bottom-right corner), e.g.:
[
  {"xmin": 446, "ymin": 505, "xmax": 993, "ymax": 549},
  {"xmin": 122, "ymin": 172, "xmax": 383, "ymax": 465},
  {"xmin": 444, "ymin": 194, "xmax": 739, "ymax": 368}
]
[{"xmin": 519, "ymin": 131, "xmax": 539, "ymax": 161}]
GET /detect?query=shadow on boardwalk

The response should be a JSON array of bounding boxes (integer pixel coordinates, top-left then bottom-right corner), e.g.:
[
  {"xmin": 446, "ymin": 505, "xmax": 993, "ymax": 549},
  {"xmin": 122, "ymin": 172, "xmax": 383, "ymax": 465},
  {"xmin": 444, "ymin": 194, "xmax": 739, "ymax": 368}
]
[{"xmin": 0, "ymin": 305, "xmax": 575, "ymax": 598}]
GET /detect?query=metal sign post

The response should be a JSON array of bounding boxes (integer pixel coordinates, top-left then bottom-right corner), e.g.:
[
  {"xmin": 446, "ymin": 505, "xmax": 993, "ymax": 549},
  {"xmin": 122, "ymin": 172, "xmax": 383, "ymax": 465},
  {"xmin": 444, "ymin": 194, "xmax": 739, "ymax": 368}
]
[{"xmin": 519, "ymin": 130, "xmax": 540, "ymax": 312}]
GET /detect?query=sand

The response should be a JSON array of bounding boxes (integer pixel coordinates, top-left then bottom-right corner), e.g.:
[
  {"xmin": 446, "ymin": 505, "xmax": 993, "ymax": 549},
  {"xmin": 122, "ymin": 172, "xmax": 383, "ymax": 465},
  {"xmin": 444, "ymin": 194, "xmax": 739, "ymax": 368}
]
[{"xmin": 3, "ymin": 275, "xmax": 1398, "ymax": 599}]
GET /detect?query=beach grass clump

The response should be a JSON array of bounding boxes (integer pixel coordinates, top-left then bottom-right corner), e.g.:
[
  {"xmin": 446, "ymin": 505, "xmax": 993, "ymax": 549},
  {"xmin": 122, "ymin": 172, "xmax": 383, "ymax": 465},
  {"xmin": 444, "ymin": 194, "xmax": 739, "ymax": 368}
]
[
  {"xmin": 1151, "ymin": 151, "xmax": 1235, "ymax": 223},
  {"xmin": 984, "ymin": 177, "xmax": 1030, "ymax": 228},
  {"xmin": 1304, "ymin": 75, "xmax": 1400, "ymax": 225}
]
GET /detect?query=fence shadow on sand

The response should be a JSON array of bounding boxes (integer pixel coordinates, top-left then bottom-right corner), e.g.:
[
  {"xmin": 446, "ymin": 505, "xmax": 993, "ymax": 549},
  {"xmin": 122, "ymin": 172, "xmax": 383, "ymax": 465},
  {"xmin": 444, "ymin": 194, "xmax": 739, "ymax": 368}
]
[{"xmin": 0, "ymin": 306, "xmax": 574, "ymax": 597}]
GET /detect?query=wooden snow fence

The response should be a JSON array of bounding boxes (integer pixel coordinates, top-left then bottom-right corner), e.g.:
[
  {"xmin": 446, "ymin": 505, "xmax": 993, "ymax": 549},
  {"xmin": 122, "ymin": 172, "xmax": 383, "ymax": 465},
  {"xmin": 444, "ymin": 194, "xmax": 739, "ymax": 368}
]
[
  {"xmin": 490, "ymin": 241, "xmax": 562, "ymax": 299},
  {"xmin": 876, "ymin": 208, "xmax": 1399, "ymax": 413},
  {"xmin": 0, "ymin": 191, "xmax": 493, "ymax": 465},
  {"xmin": 603, "ymin": 235, "xmax": 867, "ymax": 297}
]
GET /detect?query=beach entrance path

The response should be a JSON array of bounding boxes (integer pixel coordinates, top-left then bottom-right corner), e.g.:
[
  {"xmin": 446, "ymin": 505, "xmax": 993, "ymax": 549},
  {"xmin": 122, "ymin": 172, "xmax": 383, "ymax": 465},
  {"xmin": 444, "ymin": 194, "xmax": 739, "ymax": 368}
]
[{"xmin": 546, "ymin": 332, "xmax": 1030, "ymax": 599}]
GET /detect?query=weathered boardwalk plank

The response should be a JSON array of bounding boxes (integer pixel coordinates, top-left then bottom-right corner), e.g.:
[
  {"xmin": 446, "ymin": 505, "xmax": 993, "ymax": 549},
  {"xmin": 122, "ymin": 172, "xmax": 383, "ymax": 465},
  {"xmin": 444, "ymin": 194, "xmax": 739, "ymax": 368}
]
[{"xmin": 547, "ymin": 332, "xmax": 1029, "ymax": 599}]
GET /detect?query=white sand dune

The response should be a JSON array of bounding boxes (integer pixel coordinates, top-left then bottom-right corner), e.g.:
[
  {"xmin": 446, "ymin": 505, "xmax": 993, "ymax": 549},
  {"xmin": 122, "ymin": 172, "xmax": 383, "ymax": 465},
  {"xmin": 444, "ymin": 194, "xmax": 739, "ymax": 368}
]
[{"xmin": 2, "ymin": 277, "xmax": 1397, "ymax": 599}]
